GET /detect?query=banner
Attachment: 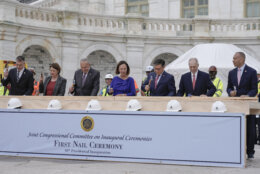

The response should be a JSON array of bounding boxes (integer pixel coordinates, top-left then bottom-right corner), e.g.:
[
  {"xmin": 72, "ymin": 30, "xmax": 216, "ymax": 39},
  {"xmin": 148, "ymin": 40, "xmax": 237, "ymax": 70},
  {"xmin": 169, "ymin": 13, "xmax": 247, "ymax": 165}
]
[{"xmin": 0, "ymin": 109, "xmax": 245, "ymax": 167}]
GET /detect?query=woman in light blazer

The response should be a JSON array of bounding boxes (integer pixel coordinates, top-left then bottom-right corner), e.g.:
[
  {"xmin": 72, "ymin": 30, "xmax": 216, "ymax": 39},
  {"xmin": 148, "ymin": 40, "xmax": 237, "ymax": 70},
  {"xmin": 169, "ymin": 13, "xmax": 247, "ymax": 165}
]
[{"xmin": 39, "ymin": 63, "xmax": 67, "ymax": 96}]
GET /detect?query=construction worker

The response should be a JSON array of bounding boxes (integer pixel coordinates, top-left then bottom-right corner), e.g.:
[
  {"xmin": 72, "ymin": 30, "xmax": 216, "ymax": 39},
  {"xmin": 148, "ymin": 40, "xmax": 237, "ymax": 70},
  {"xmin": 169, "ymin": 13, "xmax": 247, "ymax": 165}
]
[
  {"xmin": 0, "ymin": 70, "xmax": 9, "ymax": 96},
  {"xmin": 141, "ymin": 65, "xmax": 153, "ymax": 96},
  {"xmin": 99, "ymin": 74, "xmax": 113, "ymax": 96},
  {"xmin": 208, "ymin": 65, "xmax": 223, "ymax": 97},
  {"xmin": 29, "ymin": 68, "xmax": 40, "ymax": 96}
]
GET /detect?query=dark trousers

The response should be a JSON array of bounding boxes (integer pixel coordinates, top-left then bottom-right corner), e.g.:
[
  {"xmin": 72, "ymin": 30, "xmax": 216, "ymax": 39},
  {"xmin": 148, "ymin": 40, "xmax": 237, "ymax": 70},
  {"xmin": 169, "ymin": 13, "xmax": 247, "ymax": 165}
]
[
  {"xmin": 247, "ymin": 115, "xmax": 256, "ymax": 155},
  {"xmin": 256, "ymin": 116, "xmax": 260, "ymax": 142}
]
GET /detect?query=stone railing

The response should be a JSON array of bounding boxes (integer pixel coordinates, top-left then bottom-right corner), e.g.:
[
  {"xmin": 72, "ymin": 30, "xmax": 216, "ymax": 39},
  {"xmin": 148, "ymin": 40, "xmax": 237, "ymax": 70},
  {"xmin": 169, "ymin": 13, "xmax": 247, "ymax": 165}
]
[
  {"xmin": 142, "ymin": 18, "xmax": 193, "ymax": 36},
  {"xmin": 1, "ymin": 1, "xmax": 259, "ymax": 37},
  {"xmin": 15, "ymin": 5, "xmax": 61, "ymax": 23},
  {"xmin": 30, "ymin": 0, "xmax": 61, "ymax": 8},
  {"xmin": 209, "ymin": 18, "xmax": 260, "ymax": 36},
  {"xmin": 77, "ymin": 14, "xmax": 126, "ymax": 34}
]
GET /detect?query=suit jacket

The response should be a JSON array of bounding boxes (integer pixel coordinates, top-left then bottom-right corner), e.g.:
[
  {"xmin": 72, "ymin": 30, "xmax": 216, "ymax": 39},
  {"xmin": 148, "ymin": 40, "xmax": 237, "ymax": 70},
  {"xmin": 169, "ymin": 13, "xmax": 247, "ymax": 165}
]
[
  {"xmin": 1, "ymin": 68, "xmax": 34, "ymax": 95},
  {"xmin": 177, "ymin": 70, "xmax": 216, "ymax": 96},
  {"xmin": 39, "ymin": 75, "xmax": 67, "ymax": 96},
  {"xmin": 141, "ymin": 71, "xmax": 176, "ymax": 96},
  {"xmin": 73, "ymin": 68, "xmax": 100, "ymax": 96},
  {"xmin": 227, "ymin": 64, "xmax": 257, "ymax": 97}
]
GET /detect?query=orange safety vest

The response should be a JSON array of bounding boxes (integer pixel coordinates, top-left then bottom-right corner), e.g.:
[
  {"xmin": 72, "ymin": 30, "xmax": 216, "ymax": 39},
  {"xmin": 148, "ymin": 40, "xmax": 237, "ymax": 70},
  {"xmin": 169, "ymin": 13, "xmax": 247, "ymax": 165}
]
[
  {"xmin": 32, "ymin": 80, "xmax": 40, "ymax": 96},
  {"xmin": 134, "ymin": 80, "xmax": 139, "ymax": 95}
]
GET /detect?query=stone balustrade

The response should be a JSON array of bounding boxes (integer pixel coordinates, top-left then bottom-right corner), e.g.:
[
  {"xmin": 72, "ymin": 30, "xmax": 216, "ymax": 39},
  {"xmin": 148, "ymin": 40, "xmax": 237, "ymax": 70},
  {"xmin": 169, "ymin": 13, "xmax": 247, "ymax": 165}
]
[
  {"xmin": 78, "ymin": 14, "xmax": 126, "ymax": 33},
  {"xmin": 1, "ymin": 1, "xmax": 259, "ymax": 37},
  {"xmin": 15, "ymin": 5, "xmax": 60, "ymax": 23},
  {"xmin": 210, "ymin": 19, "xmax": 260, "ymax": 35},
  {"xmin": 31, "ymin": 0, "xmax": 61, "ymax": 8}
]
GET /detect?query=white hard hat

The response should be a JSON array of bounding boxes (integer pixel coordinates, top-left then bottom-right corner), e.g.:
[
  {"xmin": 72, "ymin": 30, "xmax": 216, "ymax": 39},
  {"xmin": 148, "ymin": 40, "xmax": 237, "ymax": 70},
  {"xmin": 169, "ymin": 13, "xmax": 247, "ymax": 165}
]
[
  {"xmin": 86, "ymin": 99, "xmax": 102, "ymax": 111},
  {"xmin": 166, "ymin": 100, "xmax": 182, "ymax": 112},
  {"xmin": 105, "ymin": 74, "xmax": 113, "ymax": 79},
  {"xmin": 7, "ymin": 98, "xmax": 22, "ymax": 109},
  {"xmin": 211, "ymin": 101, "xmax": 227, "ymax": 112},
  {"xmin": 126, "ymin": 99, "xmax": 142, "ymax": 111},
  {"xmin": 145, "ymin": 66, "xmax": 153, "ymax": 72},
  {"xmin": 47, "ymin": 99, "xmax": 62, "ymax": 110}
]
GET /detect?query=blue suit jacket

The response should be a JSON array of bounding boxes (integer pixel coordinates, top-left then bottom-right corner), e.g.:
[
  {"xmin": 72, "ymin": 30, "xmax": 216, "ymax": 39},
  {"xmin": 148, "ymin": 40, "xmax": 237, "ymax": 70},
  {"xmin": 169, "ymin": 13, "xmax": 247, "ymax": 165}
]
[
  {"xmin": 177, "ymin": 70, "xmax": 216, "ymax": 96},
  {"xmin": 227, "ymin": 65, "xmax": 257, "ymax": 97},
  {"xmin": 141, "ymin": 71, "xmax": 176, "ymax": 96}
]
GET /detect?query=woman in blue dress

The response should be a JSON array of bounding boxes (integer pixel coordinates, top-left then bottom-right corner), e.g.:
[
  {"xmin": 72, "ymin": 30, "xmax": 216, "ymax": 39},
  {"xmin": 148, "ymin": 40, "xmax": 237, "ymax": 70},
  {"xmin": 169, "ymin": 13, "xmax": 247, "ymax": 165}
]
[{"xmin": 109, "ymin": 61, "xmax": 136, "ymax": 96}]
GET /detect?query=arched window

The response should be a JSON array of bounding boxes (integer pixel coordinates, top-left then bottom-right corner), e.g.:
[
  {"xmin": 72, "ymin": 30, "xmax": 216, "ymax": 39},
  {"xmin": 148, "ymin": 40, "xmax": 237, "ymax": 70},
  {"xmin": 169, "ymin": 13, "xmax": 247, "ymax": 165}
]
[
  {"xmin": 246, "ymin": 0, "xmax": 260, "ymax": 17},
  {"xmin": 182, "ymin": 0, "xmax": 208, "ymax": 18},
  {"xmin": 126, "ymin": 0, "xmax": 149, "ymax": 17}
]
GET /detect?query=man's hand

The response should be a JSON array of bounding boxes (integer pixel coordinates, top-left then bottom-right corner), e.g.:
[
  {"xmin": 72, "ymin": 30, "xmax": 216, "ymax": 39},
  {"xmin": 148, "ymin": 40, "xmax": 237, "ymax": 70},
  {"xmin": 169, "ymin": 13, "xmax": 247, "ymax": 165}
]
[
  {"xmin": 230, "ymin": 90, "xmax": 237, "ymax": 97},
  {"xmin": 69, "ymin": 86, "xmax": 74, "ymax": 93},
  {"xmin": 3, "ymin": 68, "xmax": 8, "ymax": 78},
  {"xmin": 145, "ymin": 85, "xmax": 150, "ymax": 91}
]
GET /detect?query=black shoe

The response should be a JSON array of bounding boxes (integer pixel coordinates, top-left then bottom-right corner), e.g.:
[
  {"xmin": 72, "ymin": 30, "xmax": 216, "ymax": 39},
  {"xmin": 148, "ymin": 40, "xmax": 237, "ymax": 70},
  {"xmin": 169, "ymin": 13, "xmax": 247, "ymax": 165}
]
[{"xmin": 248, "ymin": 154, "xmax": 254, "ymax": 159}]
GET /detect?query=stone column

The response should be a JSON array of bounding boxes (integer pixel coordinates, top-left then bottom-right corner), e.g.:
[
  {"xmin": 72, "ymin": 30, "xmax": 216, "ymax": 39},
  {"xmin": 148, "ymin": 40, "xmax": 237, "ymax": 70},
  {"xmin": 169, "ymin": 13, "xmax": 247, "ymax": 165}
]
[
  {"xmin": 193, "ymin": 17, "xmax": 210, "ymax": 37},
  {"xmin": 126, "ymin": 39, "xmax": 144, "ymax": 96},
  {"xmin": 60, "ymin": 33, "xmax": 80, "ymax": 95},
  {"xmin": 0, "ymin": 1, "xmax": 17, "ymax": 60}
]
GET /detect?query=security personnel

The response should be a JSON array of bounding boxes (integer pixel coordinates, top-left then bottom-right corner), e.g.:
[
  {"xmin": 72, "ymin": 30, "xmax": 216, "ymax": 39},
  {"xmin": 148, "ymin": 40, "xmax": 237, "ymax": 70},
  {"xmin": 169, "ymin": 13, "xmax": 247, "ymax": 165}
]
[
  {"xmin": 141, "ymin": 66, "xmax": 153, "ymax": 96},
  {"xmin": 209, "ymin": 66, "xmax": 223, "ymax": 97},
  {"xmin": 99, "ymin": 74, "xmax": 113, "ymax": 96}
]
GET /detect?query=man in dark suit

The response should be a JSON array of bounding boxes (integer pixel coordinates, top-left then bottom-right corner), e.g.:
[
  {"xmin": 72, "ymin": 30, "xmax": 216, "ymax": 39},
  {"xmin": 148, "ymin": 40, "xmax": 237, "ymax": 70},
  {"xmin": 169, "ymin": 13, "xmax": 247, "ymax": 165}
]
[
  {"xmin": 1, "ymin": 56, "xmax": 34, "ymax": 95},
  {"xmin": 177, "ymin": 58, "xmax": 216, "ymax": 97},
  {"xmin": 141, "ymin": 59, "xmax": 176, "ymax": 96},
  {"xmin": 69, "ymin": 58, "xmax": 100, "ymax": 96},
  {"xmin": 227, "ymin": 52, "xmax": 258, "ymax": 159}
]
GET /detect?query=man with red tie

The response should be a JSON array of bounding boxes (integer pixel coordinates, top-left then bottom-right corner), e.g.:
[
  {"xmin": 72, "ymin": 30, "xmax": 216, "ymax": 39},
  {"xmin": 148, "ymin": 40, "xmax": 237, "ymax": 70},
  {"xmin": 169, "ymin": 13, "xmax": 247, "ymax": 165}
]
[
  {"xmin": 141, "ymin": 59, "xmax": 176, "ymax": 96},
  {"xmin": 177, "ymin": 58, "xmax": 216, "ymax": 97},
  {"xmin": 227, "ymin": 52, "xmax": 258, "ymax": 159}
]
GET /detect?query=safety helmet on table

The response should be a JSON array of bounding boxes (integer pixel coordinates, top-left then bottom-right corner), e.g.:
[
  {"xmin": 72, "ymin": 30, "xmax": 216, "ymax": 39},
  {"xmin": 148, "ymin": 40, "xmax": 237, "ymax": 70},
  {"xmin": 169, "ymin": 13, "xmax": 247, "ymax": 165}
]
[
  {"xmin": 47, "ymin": 99, "xmax": 62, "ymax": 110},
  {"xmin": 211, "ymin": 101, "xmax": 227, "ymax": 112},
  {"xmin": 7, "ymin": 98, "xmax": 22, "ymax": 109},
  {"xmin": 86, "ymin": 99, "xmax": 102, "ymax": 111},
  {"xmin": 126, "ymin": 99, "xmax": 142, "ymax": 111},
  {"xmin": 166, "ymin": 100, "xmax": 182, "ymax": 112}
]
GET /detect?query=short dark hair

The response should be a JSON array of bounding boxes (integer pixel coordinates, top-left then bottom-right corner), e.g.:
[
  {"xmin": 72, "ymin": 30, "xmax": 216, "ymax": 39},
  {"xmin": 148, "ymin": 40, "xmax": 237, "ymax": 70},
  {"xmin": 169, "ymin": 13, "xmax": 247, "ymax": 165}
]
[
  {"xmin": 115, "ymin": 60, "xmax": 130, "ymax": 75},
  {"xmin": 50, "ymin": 63, "xmax": 61, "ymax": 74},
  {"xmin": 236, "ymin": 52, "xmax": 246, "ymax": 59},
  {"xmin": 16, "ymin": 56, "xmax": 25, "ymax": 62},
  {"xmin": 153, "ymin": 59, "xmax": 165, "ymax": 67}
]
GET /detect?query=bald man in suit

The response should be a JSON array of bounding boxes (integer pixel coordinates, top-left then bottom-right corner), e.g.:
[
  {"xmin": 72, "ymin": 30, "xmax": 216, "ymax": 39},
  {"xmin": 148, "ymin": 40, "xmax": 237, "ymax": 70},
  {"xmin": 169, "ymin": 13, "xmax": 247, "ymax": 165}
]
[
  {"xmin": 69, "ymin": 59, "xmax": 100, "ymax": 96},
  {"xmin": 227, "ymin": 52, "xmax": 258, "ymax": 159}
]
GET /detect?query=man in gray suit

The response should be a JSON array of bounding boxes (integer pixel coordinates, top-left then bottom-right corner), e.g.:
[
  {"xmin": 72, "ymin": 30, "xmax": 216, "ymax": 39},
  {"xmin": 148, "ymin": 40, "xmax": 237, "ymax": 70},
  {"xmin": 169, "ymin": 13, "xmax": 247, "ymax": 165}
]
[{"xmin": 69, "ymin": 59, "xmax": 100, "ymax": 96}]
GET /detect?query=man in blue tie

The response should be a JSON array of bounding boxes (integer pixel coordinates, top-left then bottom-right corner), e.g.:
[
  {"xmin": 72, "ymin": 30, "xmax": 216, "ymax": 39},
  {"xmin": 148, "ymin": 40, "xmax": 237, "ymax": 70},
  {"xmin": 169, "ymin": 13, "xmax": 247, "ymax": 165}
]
[
  {"xmin": 1, "ymin": 56, "xmax": 34, "ymax": 95},
  {"xmin": 227, "ymin": 52, "xmax": 258, "ymax": 159},
  {"xmin": 177, "ymin": 58, "xmax": 216, "ymax": 97},
  {"xmin": 141, "ymin": 59, "xmax": 176, "ymax": 96}
]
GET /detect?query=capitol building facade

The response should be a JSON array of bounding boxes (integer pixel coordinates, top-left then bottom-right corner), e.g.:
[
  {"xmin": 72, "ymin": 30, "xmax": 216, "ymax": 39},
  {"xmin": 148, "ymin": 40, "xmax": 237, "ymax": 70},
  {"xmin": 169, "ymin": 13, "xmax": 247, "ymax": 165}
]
[{"xmin": 0, "ymin": 0, "xmax": 259, "ymax": 89}]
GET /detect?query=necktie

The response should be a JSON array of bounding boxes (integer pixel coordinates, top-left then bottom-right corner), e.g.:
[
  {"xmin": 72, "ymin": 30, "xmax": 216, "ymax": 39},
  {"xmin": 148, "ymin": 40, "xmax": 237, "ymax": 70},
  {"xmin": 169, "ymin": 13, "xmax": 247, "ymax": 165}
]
[
  {"xmin": 17, "ymin": 70, "xmax": 20, "ymax": 82},
  {"xmin": 155, "ymin": 75, "xmax": 159, "ymax": 89},
  {"xmin": 192, "ymin": 74, "xmax": 196, "ymax": 90},
  {"xmin": 82, "ymin": 73, "xmax": 86, "ymax": 86},
  {"xmin": 237, "ymin": 68, "xmax": 241, "ymax": 85}
]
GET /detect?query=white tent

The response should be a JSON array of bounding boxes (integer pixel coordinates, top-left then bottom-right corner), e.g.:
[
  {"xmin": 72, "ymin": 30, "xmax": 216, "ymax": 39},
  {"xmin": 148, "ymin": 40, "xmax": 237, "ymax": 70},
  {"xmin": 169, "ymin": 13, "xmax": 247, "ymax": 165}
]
[{"xmin": 165, "ymin": 43, "xmax": 260, "ymax": 96}]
